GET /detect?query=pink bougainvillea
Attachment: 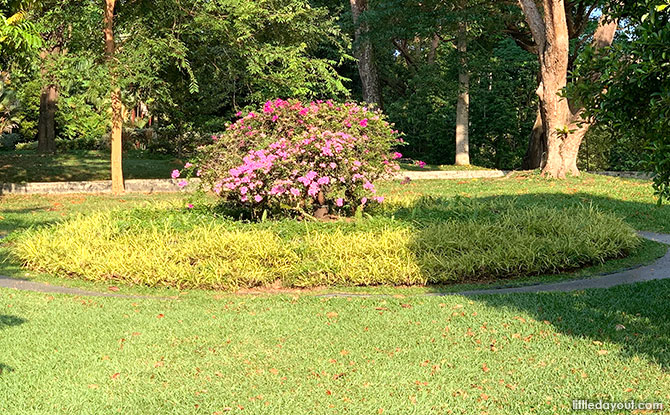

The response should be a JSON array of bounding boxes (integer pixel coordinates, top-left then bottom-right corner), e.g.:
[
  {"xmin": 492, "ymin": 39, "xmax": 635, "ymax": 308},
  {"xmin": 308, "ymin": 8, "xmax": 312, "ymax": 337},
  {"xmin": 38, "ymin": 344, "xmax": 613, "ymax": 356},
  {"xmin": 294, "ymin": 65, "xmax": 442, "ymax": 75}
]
[{"xmin": 185, "ymin": 99, "xmax": 405, "ymax": 216}]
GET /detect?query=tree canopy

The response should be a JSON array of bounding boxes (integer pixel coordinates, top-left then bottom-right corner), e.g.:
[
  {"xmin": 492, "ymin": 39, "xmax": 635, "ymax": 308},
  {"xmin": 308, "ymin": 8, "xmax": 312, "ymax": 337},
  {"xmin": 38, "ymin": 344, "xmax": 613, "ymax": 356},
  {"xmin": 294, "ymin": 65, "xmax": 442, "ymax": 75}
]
[{"xmin": 0, "ymin": 0, "xmax": 667, "ymax": 197}]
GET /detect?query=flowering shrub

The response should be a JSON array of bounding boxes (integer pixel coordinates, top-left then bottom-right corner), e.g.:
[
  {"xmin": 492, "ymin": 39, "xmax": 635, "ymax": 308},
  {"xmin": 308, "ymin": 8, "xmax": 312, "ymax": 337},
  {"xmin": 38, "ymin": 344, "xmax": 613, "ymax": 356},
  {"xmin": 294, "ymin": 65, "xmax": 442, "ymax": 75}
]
[{"xmin": 186, "ymin": 99, "xmax": 404, "ymax": 217}]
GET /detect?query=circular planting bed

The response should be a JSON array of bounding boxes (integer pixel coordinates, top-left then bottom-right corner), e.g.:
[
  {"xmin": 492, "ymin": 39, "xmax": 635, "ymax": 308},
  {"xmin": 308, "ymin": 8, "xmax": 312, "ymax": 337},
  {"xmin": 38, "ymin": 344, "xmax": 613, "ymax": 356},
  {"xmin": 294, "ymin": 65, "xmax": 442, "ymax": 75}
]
[{"xmin": 12, "ymin": 197, "xmax": 640, "ymax": 290}]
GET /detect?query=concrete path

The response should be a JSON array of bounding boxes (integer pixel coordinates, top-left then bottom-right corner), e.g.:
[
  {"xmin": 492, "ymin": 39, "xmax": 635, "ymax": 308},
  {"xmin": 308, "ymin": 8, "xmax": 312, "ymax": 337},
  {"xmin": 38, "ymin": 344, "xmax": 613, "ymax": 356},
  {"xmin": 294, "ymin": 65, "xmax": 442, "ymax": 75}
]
[
  {"xmin": 0, "ymin": 232, "xmax": 668, "ymax": 298},
  {"xmin": 0, "ymin": 276, "xmax": 160, "ymax": 299}
]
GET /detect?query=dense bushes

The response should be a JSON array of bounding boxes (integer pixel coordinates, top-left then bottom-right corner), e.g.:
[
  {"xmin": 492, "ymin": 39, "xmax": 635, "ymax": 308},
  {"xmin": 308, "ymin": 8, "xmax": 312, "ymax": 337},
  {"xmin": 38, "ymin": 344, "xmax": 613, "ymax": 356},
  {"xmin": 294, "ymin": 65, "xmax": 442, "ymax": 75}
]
[
  {"xmin": 190, "ymin": 99, "xmax": 402, "ymax": 217},
  {"xmin": 14, "ymin": 200, "xmax": 639, "ymax": 290}
]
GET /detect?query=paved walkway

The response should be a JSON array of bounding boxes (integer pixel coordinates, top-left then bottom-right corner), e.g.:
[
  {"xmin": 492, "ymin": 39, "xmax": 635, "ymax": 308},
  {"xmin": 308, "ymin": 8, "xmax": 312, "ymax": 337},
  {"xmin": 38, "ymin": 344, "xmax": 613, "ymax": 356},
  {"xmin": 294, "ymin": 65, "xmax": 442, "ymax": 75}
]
[{"xmin": 1, "ymin": 232, "xmax": 668, "ymax": 298}]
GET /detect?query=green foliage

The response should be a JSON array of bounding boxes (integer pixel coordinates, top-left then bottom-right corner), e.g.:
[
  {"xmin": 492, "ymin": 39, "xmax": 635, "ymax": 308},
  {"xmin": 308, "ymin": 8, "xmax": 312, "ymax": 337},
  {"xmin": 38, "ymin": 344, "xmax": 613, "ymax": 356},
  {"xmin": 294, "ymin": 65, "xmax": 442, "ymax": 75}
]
[
  {"xmin": 570, "ymin": 0, "xmax": 670, "ymax": 198},
  {"xmin": 469, "ymin": 39, "xmax": 538, "ymax": 168},
  {"xmin": 578, "ymin": 125, "xmax": 645, "ymax": 172},
  {"xmin": 351, "ymin": 0, "xmax": 538, "ymax": 168},
  {"xmin": 5, "ymin": 0, "xmax": 351, "ymax": 155},
  {"xmin": 14, "ymin": 199, "xmax": 638, "ymax": 290},
  {"xmin": 118, "ymin": 0, "xmax": 351, "ymax": 151},
  {"xmin": 0, "ymin": 73, "xmax": 20, "ymax": 133},
  {"xmin": 0, "ymin": 1, "xmax": 42, "ymax": 65}
]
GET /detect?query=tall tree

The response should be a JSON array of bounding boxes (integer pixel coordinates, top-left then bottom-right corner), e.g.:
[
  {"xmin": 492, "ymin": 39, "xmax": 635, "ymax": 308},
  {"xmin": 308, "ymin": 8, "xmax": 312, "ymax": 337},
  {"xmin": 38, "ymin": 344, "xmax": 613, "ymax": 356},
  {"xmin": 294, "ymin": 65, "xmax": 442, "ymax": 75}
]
[
  {"xmin": 104, "ymin": 0, "xmax": 123, "ymax": 193},
  {"xmin": 517, "ymin": 0, "xmax": 616, "ymax": 177},
  {"xmin": 454, "ymin": 21, "xmax": 470, "ymax": 165},
  {"xmin": 349, "ymin": 0, "xmax": 382, "ymax": 106},
  {"xmin": 36, "ymin": 31, "xmax": 62, "ymax": 153}
]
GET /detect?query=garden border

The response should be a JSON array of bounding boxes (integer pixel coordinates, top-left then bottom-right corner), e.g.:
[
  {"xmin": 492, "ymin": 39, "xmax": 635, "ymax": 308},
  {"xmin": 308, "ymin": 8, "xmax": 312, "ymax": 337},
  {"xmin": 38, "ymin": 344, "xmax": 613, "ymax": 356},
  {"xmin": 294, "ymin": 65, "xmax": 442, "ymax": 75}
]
[
  {"xmin": 0, "ymin": 170, "xmax": 507, "ymax": 195},
  {"xmin": 1, "ymin": 231, "xmax": 668, "ymax": 298}
]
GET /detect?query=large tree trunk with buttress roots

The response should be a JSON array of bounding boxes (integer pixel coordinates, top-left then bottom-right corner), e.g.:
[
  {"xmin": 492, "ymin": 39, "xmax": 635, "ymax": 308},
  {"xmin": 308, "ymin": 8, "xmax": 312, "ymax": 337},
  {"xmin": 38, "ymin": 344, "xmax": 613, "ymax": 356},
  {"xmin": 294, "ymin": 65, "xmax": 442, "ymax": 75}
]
[{"xmin": 518, "ymin": 0, "xmax": 617, "ymax": 177}]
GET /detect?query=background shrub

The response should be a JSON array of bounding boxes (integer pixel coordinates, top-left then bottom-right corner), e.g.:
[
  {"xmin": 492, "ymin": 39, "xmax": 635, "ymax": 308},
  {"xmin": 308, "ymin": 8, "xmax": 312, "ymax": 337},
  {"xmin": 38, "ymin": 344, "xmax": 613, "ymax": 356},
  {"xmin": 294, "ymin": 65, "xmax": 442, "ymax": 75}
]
[
  {"xmin": 13, "ymin": 201, "xmax": 639, "ymax": 290},
  {"xmin": 190, "ymin": 99, "xmax": 403, "ymax": 217}
]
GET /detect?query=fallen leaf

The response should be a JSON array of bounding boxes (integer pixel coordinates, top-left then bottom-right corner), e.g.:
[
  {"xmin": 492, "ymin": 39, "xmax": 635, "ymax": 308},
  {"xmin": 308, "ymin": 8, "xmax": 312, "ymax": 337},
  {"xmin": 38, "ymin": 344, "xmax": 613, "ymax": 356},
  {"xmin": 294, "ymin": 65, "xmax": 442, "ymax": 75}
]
[
  {"xmin": 157, "ymin": 314, "xmax": 165, "ymax": 319},
  {"xmin": 597, "ymin": 350, "xmax": 609, "ymax": 355},
  {"xmin": 110, "ymin": 372, "xmax": 120, "ymax": 380},
  {"xmin": 108, "ymin": 286, "xmax": 120, "ymax": 292},
  {"xmin": 326, "ymin": 311, "xmax": 338, "ymax": 319},
  {"xmin": 482, "ymin": 363, "xmax": 489, "ymax": 373}
]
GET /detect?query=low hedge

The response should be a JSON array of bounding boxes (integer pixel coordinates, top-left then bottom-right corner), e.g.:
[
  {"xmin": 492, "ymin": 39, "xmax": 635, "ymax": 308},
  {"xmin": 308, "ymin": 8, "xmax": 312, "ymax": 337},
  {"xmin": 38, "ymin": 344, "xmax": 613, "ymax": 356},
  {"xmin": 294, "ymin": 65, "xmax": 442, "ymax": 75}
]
[{"xmin": 13, "ymin": 202, "xmax": 639, "ymax": 290}]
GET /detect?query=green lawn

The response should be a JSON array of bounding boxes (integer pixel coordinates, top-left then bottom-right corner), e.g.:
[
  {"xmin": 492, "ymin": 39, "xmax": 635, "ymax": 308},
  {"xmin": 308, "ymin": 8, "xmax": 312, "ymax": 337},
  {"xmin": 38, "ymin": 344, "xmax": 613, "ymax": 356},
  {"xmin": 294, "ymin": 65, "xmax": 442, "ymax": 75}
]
[
  {"xmin": 0, "ymin": 150, "xmax": 183, "ymax": 183},
  {"xmin": 1, "ymin": 174, "xmax": 669, "ymax": 414},
  {"xmin": 0, "ymin": 281, "xmax": 668, "ymax": 414}
]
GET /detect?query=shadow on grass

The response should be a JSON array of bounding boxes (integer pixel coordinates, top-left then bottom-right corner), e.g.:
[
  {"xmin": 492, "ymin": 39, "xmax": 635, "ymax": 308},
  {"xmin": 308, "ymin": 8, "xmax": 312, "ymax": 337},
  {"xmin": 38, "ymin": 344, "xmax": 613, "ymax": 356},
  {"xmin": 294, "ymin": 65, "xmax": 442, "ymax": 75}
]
[
  {"xmin": 473, "ymin": 279, "xmax": 670, "ymax": 369},
  {"xmin": 387, "ymin": 191, "xmax": 670, "ymax": 232},
  {"xmin": 0, "ymin": 150, "xmax": 181, "ymax": 183},
  {"xmin": 0, "ymin": 314, "xmax": 26, "ymax": 375},
  {"xmin": 0, "ymin": 206, "xmax": 63, "ymax": 237}
]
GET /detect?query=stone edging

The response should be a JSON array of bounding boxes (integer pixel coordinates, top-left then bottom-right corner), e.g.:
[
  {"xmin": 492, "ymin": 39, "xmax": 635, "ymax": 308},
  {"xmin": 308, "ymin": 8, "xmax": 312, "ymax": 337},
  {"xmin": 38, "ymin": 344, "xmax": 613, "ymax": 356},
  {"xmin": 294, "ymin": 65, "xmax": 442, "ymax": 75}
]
[
  {"xmin": 0, "ymin": 170, "xmax": 507, "ymax": 195},
  {"xmin": 592, "ymin": 171, "xmax": 653, "ymax": 180},
  {"xmin": 0, "ymin": 178, "xmax": 201, "ymax": 195}
]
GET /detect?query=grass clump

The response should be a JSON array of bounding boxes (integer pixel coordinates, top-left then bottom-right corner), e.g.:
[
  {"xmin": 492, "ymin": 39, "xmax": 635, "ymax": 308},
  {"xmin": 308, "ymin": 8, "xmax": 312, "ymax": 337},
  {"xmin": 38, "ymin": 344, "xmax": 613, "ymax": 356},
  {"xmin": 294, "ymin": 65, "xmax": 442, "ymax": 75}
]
[{"xmin": 12, "ymin": 199, "xmax": 640, "ymax": 290}]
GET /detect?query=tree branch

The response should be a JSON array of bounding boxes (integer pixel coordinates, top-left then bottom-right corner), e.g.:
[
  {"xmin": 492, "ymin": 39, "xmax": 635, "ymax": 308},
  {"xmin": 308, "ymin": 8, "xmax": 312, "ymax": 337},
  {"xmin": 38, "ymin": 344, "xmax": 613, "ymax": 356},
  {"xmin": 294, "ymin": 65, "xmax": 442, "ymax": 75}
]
[
  {"xmin": 518, "ymin": 0, "xmax": 546, "ymax": 49},
  {"xmin": 392, "ymin": 39, "xmax": 417, "ymax": 68}
]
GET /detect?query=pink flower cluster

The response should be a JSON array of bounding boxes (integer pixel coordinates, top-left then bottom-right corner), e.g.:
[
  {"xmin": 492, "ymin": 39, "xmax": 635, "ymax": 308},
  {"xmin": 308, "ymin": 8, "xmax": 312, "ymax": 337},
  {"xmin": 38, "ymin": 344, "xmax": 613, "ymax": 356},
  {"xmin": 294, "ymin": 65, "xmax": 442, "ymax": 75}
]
[
  {"xmin": 196, "ymin": 99, "xmax": 405, "ymax": 215},
  {"xmin": 213, "ymin": 130, "xmax": 387, "ymax": 207}
]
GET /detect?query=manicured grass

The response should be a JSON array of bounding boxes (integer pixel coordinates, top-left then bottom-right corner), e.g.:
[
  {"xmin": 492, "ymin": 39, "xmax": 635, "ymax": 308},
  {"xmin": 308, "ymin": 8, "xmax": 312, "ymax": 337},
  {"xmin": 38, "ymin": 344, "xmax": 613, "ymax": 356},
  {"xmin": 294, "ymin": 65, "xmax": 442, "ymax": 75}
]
[
  {"xmin": 0, "ymin": 280, "xmax": 668, "ymax": 414},
  {"xmin": 0, "ymin": 150, "xmax": 183, "ymax": 183},
  {"xmin": 380, "ymin": 172, "xmax": 670, "ymax": 232}
]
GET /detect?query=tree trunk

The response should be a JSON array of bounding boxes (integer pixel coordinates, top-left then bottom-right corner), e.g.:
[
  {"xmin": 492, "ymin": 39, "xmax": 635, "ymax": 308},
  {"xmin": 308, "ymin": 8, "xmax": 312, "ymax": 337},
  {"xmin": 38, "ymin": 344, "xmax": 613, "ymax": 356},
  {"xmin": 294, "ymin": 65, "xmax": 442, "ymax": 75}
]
[
  {"xmin": 37, "ymin": 48, "xmax": 59, "ymax": 154},
  {"xmin": 454, "ymin": 24, "xmax": 470, "ymax": 166},
  {"xmin": 104, "ymin": 0, "xmax": 124, "ymax": 194},
  {"xmin": 37, "ymin": 84, "xmax": 57, "ymax": 153},
  {"xmin": 522, "ymin": 107, "xmax": 546, "ymax": 169},
  {"xmin": 349, "ymin": 0, "xmax": 382, "ymax": 106},
  {"xmin": 518, "ymin": 0, "xmax": 617, "ymax": 177},
  {"xmin": 427, "ymin": 33, "xmax": 440, "ymax": 64}
]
